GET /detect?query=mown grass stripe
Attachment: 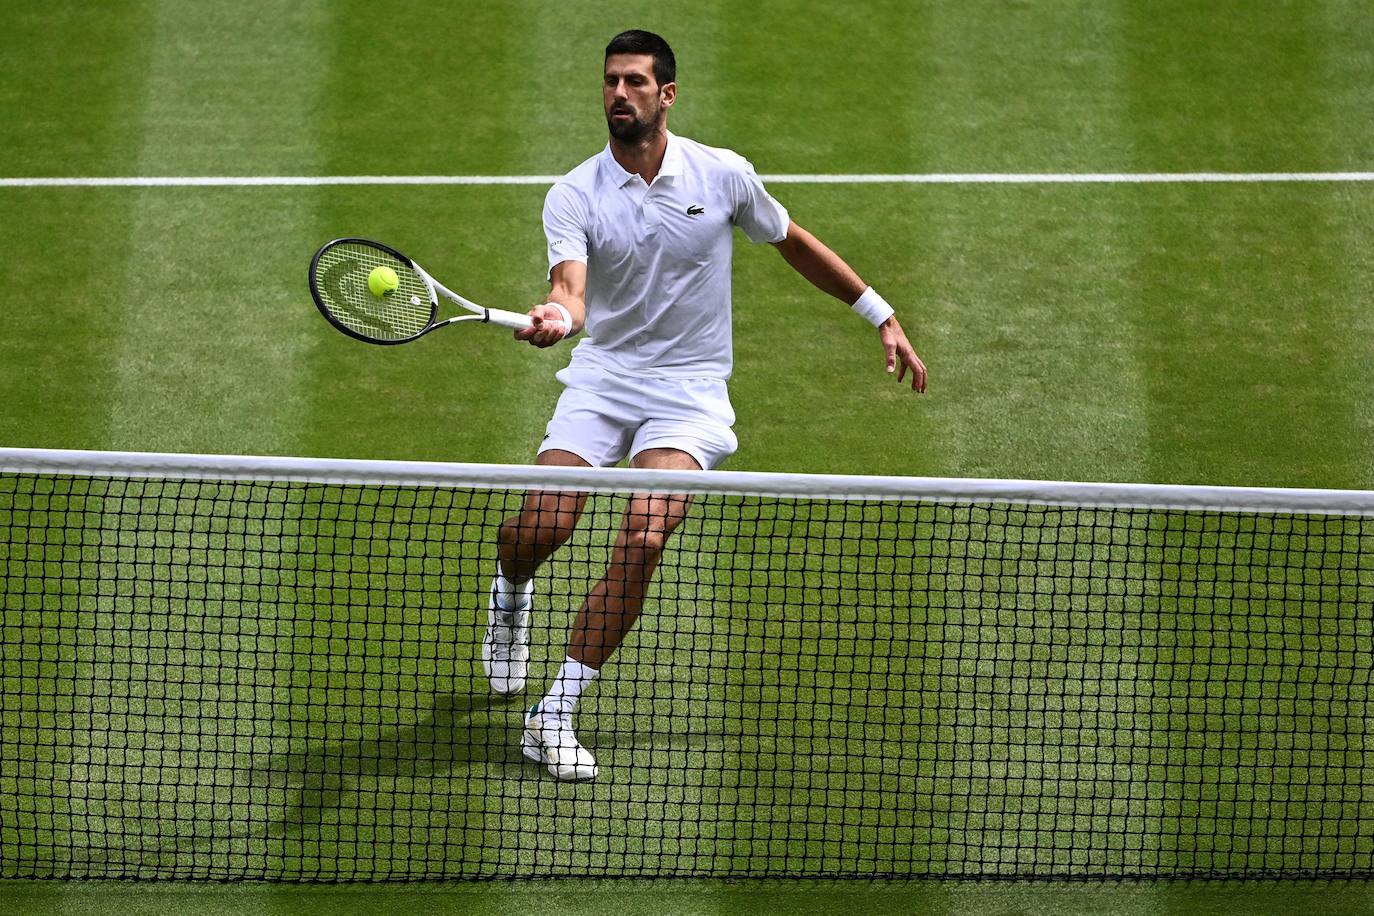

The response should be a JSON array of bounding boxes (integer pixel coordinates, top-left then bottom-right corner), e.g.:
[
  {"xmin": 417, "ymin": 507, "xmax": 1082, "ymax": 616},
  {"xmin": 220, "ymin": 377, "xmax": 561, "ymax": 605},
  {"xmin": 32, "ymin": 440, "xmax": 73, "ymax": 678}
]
[
  {"xmin": 1121, "ymin": 0, "xmax": 1368, "ymax": 491},
  {"xmin": 74, "ymin": 0, "xmax": 336, "ymax": 878}
]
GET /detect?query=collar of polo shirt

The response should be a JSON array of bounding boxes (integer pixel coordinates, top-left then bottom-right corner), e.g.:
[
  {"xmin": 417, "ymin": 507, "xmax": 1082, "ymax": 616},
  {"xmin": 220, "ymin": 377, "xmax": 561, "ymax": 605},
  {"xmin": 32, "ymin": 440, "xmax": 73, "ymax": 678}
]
[{"xmin": 601, "ymin": 131, "xmax": 684, "ymax": 187}]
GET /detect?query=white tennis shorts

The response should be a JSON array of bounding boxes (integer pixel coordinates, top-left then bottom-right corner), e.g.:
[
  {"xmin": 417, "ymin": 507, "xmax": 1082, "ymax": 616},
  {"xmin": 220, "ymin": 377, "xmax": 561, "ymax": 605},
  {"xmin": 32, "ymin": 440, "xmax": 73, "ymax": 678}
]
[{"xmin": 541, "ymin": 363, "xmax": 738, "ymax": 470}]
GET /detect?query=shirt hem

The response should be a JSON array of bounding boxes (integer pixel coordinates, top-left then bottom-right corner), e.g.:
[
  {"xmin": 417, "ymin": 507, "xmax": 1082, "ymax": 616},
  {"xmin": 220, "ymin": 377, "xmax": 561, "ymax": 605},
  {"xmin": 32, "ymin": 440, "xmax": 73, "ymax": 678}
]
[{"xmin": 564, "ymin": 349, "xmax": 733, "ymax": 382}]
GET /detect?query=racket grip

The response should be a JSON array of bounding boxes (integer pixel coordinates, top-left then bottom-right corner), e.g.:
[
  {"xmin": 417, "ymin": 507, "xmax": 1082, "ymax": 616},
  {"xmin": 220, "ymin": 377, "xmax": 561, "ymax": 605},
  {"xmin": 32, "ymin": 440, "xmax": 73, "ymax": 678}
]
[{"xmin": 485, "ymin": 308, "xmax": 535, "ymax": 330}]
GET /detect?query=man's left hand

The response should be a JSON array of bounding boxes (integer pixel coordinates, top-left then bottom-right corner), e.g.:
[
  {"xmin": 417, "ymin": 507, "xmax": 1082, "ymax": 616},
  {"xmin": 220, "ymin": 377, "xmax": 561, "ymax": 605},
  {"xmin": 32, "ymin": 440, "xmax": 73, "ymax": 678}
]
[{"xmin": 880, "ymin": 317, "xmax": 927, "ymax": 393}]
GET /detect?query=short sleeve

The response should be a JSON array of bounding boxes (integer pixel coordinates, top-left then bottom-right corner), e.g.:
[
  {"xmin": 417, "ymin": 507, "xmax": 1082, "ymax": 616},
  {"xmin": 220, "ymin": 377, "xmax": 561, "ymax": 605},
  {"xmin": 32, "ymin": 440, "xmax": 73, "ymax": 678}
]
[
  {"xmin": 730, "ymin": 162, "xmax": 790, "ymax": 244},
  {"xmin": 543, "ymin": 182, "xmax": 589, "ymax": 280}
]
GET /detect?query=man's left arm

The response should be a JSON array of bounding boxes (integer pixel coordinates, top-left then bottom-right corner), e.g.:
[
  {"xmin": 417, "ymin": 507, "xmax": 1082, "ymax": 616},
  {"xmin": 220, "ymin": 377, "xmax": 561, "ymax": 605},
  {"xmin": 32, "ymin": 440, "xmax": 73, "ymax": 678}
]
[{"xmin": 771, "ymin": 220, "xmax": 927, "ymax": 393}]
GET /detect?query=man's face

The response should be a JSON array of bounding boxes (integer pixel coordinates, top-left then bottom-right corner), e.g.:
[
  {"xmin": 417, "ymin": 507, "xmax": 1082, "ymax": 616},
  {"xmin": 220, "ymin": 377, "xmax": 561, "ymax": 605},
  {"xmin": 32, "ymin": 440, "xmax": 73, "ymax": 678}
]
[{"xmin": 604, "ymin": 53, "xmax": 673, "ymax": 143}]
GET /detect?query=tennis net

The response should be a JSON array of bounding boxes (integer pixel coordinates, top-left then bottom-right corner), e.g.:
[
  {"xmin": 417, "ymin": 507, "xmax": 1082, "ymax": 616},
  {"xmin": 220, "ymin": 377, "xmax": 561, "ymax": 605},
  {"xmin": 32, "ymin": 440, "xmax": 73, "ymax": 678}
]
[{"xmin": 2, "ymin": 447, "xmax": 1372, "ymax": 881}]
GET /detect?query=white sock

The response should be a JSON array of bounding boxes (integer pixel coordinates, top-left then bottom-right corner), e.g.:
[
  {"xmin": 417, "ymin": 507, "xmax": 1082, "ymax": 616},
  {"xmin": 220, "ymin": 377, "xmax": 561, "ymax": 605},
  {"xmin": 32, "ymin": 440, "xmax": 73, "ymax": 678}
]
[
  {"xmin": 542, "ymin": 656, "xmax": 599, "ymax": 715},
  {"xmin": 493, "ymin": 570, "xmax": 533, "ymax": 610}
]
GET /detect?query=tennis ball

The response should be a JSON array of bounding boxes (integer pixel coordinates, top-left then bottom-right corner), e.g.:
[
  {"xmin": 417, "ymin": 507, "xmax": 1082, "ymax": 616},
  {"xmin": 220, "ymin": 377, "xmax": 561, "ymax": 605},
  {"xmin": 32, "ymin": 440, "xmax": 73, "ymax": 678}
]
[{"xmin": 368, "ymin": 266, "xmax": 399, "ymax": 298}]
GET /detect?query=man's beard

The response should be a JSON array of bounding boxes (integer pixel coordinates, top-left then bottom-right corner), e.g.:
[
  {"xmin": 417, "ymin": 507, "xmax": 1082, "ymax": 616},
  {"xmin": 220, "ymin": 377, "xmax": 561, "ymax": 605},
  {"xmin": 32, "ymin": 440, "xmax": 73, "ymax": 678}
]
[{"xmin": 606, "ymin": 104, "xmax": 658, "ymax": 143}]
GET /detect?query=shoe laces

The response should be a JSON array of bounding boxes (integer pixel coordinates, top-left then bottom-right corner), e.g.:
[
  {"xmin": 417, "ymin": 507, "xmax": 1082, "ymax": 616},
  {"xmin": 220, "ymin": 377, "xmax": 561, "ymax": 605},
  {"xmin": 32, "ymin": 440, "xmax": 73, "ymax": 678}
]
[{"xmin": 542, "ymin": 703, "xmax": 576, "ymax": 733}]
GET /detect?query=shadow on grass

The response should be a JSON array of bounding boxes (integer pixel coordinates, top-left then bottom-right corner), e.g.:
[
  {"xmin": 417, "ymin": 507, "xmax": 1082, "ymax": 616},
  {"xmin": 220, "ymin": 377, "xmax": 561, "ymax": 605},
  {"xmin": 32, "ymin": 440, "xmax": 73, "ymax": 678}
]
[{"xmin": 252, "ymin": 688, "xmax": 530, "ymax": 837}]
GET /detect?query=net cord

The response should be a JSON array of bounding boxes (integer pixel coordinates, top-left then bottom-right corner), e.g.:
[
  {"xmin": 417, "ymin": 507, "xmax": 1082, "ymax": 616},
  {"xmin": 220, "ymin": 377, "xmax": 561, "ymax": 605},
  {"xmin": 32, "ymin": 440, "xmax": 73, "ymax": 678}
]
[{"xmin": 1, "ymin": 446, "xmax": 1370, "ymax": 515}]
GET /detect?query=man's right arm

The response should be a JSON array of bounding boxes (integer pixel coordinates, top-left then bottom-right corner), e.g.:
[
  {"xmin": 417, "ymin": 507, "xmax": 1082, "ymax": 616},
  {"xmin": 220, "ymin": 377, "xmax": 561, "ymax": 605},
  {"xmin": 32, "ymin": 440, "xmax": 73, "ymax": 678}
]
[{"xmin": 516, "ymin": 260, "xmax": 587, "ymax": 348}]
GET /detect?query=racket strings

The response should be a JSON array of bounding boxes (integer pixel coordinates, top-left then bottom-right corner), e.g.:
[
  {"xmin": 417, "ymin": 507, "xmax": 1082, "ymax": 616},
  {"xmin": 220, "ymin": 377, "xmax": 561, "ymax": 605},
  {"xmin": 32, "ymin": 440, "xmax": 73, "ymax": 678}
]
[{"xmin": 314, "ymin": 242, "xmax": 433, "ymax": 341}]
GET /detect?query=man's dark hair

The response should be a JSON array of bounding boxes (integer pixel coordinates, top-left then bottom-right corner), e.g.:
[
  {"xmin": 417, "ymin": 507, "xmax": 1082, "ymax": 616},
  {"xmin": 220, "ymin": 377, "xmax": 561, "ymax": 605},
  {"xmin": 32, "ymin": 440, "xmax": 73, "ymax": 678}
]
[{"xmin": 605, "ymin": 30, "xmax": 676, "ymax": 86}]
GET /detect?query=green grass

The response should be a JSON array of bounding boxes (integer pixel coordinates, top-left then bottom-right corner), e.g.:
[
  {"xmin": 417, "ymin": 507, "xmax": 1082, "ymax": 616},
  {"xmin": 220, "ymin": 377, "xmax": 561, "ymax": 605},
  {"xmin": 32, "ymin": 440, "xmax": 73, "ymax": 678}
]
[
  {"xmin": 3, "ymin": 0, "xmax": 1374, "ymax": 912},
  {"xmin": 5, "ymin": 878, "xmax": 1374, "ymax": 916},
  {"xmin": 2, "ymin": 0, "xmax": 1373, "ymax": 485}
]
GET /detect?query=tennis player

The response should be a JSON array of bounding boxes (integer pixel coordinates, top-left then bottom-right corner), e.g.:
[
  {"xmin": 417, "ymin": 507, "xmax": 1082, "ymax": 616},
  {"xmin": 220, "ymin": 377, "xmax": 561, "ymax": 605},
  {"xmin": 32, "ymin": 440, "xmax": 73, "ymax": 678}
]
[{"xmin": 484, "ymin": 29, "xmax": 926, "ymax": 781}]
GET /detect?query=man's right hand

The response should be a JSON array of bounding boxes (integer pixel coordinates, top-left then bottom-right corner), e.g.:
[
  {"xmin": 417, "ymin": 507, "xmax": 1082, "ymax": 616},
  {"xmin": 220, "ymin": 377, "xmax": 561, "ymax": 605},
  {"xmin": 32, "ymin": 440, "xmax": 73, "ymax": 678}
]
[{"xmin": 516, "ymin": 303, "xmax": 572, "ymax": 348}]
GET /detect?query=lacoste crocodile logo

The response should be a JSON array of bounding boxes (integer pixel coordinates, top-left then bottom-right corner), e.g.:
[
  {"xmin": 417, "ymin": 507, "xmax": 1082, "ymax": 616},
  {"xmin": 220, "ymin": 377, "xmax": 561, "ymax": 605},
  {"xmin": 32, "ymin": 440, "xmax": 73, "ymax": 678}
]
[{"xmin": 686, "ymin": 205, "xmax": 705, "ymax": 216}]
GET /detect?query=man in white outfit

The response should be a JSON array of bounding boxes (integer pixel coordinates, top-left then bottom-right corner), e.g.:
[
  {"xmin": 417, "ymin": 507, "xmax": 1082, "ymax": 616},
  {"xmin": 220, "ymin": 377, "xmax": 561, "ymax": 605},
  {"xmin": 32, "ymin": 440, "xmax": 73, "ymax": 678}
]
[{"xmin": 483, "ymin": 29, "xmax": 927, "ymax": 781}]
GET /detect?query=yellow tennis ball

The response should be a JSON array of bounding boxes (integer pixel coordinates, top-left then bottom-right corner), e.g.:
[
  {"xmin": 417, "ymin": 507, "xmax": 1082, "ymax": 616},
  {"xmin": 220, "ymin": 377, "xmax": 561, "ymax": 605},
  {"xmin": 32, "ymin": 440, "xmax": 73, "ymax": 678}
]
[{"xmin": 367, "ymin": 266, "xmax": 399, "ymax": 298}]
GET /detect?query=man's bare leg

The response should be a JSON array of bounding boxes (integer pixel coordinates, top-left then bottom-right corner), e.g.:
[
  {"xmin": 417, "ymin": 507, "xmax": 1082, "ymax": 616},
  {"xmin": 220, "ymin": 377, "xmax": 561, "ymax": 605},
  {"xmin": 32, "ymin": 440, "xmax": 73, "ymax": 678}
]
[
  {"xmin": 524, "ymin": 447, "xmax": 700, "ymax": 781},
  {"xmin": 483, "ymin": 449, "xmax": 589, "ymax": 696},
  {"xmin": 567, "ymin": 447, "xmax": 697, "ymax": 668},
  {"xmin": 496, "ymin": 449, "xmax": 590, "ymax": 583}
]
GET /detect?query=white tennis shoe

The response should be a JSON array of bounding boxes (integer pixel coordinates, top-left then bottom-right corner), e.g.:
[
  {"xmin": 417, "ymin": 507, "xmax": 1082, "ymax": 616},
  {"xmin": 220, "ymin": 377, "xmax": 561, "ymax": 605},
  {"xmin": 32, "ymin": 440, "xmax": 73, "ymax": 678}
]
[
  {"xmin": 522, "ymin": 702, "xmax": 598, "ymax": 781},
  {"xmin": 482, "ymin": 579, "xmax": 530, "ymax": 696}
]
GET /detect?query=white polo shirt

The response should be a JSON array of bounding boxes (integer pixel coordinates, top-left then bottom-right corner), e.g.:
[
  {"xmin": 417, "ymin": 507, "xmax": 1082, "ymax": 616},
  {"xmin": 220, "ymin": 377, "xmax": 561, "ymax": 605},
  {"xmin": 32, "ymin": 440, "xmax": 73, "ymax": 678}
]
[{"xmin": 543, "ymin": 132, "xmax": 789, "ymax": 380}]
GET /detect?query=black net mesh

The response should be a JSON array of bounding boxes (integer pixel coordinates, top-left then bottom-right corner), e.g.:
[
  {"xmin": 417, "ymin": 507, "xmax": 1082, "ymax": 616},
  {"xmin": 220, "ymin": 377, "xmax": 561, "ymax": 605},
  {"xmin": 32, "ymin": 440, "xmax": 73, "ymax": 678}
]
[{"xmin": 2, "ymin": 469, "xmax": 1373, "ymax": 880}]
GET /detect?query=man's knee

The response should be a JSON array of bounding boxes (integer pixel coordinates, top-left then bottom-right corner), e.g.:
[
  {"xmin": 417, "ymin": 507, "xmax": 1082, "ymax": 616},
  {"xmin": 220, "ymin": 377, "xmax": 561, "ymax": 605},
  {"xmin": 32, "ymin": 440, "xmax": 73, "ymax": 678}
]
[
  {"xmin": 617, "ymin": 505, "xmax": 684, "ymax": 561},
  {"xmin": 500, "ymin": 494, "xmax": 585, "ymax": 552},
  {"xmin": 621, "ymin": 525, "xmax": 668, "ymax": 559},
  {"xmin": 501, "ymin": 512, "xmax": 573, "ymax": 551}
]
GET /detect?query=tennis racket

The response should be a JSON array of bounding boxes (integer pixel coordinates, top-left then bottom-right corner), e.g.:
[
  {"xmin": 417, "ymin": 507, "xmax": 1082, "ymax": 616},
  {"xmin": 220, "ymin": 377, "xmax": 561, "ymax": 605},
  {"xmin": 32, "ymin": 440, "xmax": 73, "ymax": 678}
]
[{"xmin": 309, "ymin": 237, "xmax": 534, "ymax": 345}]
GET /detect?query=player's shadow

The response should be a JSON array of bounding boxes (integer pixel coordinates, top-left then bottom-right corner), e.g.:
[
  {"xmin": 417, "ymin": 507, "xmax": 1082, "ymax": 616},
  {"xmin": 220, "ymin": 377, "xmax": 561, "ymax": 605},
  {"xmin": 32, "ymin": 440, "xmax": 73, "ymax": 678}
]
[{"xmin": 252, "ymin": 689, "xmax": 527, "ymax": 838}]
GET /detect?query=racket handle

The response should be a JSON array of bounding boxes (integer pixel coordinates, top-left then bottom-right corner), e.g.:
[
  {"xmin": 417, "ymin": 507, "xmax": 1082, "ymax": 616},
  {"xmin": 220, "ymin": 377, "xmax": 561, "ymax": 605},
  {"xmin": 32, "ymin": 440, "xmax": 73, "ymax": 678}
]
[{"xmin": 484, "ymin": 308, "xmax": 535, "ymax": 330}]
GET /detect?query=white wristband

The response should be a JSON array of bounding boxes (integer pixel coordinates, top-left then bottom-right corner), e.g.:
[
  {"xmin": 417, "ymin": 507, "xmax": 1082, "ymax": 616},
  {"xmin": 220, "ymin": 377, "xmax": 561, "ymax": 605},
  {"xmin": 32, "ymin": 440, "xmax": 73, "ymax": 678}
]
[
  {"xmin": 851, "ymin": 287, "xmax": 895, "ymax": 328},
  {"xmin": 548, "ymin": 302, "xmax": 574, "ymax": 338}
]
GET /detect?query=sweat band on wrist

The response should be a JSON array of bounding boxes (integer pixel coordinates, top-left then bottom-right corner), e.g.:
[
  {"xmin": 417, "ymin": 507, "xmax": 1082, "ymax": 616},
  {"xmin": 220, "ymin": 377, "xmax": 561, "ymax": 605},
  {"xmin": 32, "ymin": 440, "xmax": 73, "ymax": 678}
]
[
  {"xmin": 549, "ymin": 302, "xmax": 573, "ymax": 336},
  {"xmin": 852, "ymin": 286, "xmax": 895, "ymax": 328}
]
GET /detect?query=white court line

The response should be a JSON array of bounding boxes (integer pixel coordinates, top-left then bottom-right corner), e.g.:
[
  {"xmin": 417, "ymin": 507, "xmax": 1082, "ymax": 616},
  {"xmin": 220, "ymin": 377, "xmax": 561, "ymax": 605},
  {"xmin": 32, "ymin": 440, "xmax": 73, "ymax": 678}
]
[{"xmin": 1, "ymin": 172, "xmax": 1374, "ymax": 187}]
